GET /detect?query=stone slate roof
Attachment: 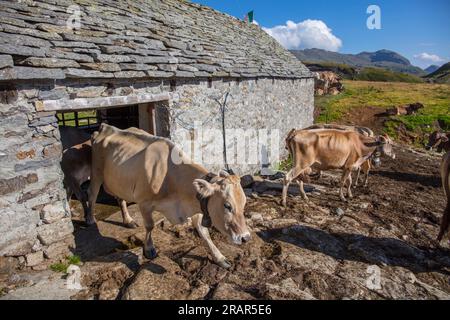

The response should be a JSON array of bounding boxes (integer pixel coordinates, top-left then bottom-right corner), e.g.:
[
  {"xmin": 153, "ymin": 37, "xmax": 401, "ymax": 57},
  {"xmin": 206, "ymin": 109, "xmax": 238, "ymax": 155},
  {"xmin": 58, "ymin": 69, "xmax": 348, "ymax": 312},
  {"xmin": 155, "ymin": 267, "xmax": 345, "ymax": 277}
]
[{"xmin": 0, "ymin": 0, "xmax": 312, "ymax": 81}]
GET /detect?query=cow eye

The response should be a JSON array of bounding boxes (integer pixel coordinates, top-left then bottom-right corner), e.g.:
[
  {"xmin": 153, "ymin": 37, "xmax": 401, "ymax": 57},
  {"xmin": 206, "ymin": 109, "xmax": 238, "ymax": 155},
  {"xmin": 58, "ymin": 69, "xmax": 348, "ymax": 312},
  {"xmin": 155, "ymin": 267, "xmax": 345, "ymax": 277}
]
[{"xmin": 224, "ymin": 202, "xmax": 233, "ymax": 212}]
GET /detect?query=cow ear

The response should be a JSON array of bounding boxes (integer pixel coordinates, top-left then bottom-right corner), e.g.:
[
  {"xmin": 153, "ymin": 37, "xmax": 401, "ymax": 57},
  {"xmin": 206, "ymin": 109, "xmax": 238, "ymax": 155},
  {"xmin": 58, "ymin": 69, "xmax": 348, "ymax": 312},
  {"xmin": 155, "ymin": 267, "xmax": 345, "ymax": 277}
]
[
  {"xmin": 193, "ymin": 179, "xmax": 215, "ymax": 198},
  {"xmin": 441, "ymin": 135, "xmax": 449, "ymax": 142}
]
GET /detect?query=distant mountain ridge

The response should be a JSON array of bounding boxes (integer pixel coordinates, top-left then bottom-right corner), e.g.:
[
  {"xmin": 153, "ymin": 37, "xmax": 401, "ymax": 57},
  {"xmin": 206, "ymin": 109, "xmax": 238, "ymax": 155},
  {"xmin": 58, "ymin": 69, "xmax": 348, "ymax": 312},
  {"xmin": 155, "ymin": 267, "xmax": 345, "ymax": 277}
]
[
  {"xmin": 424, "ymin": 65, "xmax": 440, "ymax": 74},
  {"xmin": 424, "ymin": 62, "xmax": 450, "ymax": 84},
  {"xmin": 290, "ymin": 48, "xmax": 425, "ymax": 76}
]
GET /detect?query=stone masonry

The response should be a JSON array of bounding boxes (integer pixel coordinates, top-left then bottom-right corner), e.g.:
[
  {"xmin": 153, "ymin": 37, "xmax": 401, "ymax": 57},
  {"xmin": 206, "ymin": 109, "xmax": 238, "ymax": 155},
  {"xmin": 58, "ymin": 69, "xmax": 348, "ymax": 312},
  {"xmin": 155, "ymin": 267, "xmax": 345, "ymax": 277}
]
[{"xmin": 0, "ymin": 0, "xmax": 314, "ymax": 267}]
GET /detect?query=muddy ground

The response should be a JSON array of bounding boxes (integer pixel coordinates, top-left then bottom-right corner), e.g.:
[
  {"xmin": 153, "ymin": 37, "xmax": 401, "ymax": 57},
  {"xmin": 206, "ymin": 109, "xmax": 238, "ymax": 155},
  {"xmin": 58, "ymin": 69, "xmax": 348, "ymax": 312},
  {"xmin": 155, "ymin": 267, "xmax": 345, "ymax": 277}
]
[
  {"xmin": 2, "ymin": 144, "xmax": 449, "ymax": 300},
  {"xmin": 69, "ymin": 145, "xmax": 450, "ymax": 299}
]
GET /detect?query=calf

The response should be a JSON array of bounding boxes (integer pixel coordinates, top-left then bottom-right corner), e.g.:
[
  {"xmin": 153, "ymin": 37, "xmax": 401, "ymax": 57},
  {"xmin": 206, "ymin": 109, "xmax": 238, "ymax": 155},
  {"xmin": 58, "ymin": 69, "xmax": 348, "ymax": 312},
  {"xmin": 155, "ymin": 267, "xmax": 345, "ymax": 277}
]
[
  {"xmin": 426, "ymin": 131, "xmax": 450, "ymax": 153},
  {"xmin": 437, "ymin": 151, "xmax": 450, "ymax": 242},
  {"xmin": 283, "ymin": 129, "xmax": 395, "ymax": 206}
]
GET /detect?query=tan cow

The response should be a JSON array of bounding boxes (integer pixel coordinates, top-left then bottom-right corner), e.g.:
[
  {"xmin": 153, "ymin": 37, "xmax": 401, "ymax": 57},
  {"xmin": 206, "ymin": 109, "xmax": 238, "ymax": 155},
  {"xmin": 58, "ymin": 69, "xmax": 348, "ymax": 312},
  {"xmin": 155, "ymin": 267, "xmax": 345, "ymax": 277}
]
[
  {"xmin": 87, "ymin": 124, "xmax": 250, "ymax": 268},
  {"xmin": 282, "ymin": 129, "xmax": 395, "ymax": 206},
  {"xmin": 437, "ymin": 151, "xmax": 450, "ymax": 242},
  {"xmin": 301, "ymin": 124, "xmax": 380, "ymax": 187},
  {"xmin": 60, "ymin": 127, "xmax": 137, "ymax": 229}
]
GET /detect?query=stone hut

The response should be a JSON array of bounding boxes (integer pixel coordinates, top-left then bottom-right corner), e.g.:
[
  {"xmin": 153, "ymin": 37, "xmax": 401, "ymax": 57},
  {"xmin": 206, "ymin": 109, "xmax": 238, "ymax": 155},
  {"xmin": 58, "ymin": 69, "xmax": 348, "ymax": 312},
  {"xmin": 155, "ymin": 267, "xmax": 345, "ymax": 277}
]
[{"xmin": 0, "ymin": 0, "xmax": 314, "ymax": 268}]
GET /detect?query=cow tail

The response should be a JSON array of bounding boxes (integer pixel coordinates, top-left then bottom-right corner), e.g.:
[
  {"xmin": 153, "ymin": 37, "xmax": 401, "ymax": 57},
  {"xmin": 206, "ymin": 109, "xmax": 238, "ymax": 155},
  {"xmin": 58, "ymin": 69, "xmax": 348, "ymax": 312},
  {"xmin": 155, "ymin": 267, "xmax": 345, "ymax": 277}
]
[{"xmin": 285, "ymin": 129, "xmax": 296, "ymax": 158}]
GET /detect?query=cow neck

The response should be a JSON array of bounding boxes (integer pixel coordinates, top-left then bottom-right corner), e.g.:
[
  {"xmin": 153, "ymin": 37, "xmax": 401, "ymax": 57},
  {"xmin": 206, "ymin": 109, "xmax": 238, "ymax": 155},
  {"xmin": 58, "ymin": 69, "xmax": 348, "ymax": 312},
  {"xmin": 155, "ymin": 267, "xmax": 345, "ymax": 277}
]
[{"xmin": 195, "ymin": 172, "xmax": 217, "ymax": 228}]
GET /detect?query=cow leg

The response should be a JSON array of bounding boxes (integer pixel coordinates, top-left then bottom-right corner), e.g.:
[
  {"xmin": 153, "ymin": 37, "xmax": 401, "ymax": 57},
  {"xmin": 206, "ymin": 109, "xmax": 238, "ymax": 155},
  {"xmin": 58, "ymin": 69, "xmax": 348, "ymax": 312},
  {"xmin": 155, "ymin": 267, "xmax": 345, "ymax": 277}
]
[
  {"xmin": 346, "ymin": 172, "xmax": 353, "ymax": 198},
  {"xmin": 73, "ymin": 185, "xmax": 89, "ymax": 218},
  {"xmin": 362, "ymin": 162, "xmax": 370, "ymax": 187},
  {"xmin": 354, "ymin": 167, "xmax": 361, "ymax": 187},
  {"xmin": 295, "ymin": 179, "xmax": 308, "ymax": 200},
  {"xmin": 139, "ymin": 203, "xmax": 157, "ymax": 259},
  {"xmin": 86, "ymin": 178, "xmax": 101, "ymax": 226},
  {"xmin": 118, "ymin": 198, "xmax": 138, "ymax": 229},
  {"xmin": 282, "ymin": 166, "xmax": 307, "ymax": 207},
  {"xmin": 339, "ymin": 169, "xmax": 352, "ymax": 201},
  {"xmin": 192, "ymin": 213, "xmax": 230, "ymax": 269},
  {"xmin": 437, "ymin": 202, "xmax": 449, "ymax": 242}
]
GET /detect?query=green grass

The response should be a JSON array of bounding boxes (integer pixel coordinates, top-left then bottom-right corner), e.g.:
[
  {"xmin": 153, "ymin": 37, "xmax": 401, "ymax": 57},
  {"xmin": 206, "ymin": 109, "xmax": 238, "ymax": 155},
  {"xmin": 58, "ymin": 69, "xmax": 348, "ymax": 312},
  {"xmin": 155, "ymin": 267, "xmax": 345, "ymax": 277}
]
[
  {"xmin": 273, "ymin": 155, "xmax": 293, "ymax": 172},
  {"xmin": 316, "ymin": 80, "xmax": 450, "ymax": 145},
  {"xmin": 50, "ymin": 262, "xmax": 69, "ymax": 273},
  {"xmin": 355, "ymin": 67, "xmax": 424, "ymax": 83},
  {"xmin": 49, "ymin": 255, "xmax": 82, "ymax": 273},
  {"xmin": 57, "ymin": 110, "xmax": 98, "ymax": 127}
]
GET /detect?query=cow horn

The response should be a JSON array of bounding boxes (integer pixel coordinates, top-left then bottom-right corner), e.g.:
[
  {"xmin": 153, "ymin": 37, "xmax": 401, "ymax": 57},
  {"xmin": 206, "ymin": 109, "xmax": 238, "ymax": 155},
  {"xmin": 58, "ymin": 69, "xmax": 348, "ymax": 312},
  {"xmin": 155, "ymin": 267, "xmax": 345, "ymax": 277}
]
[{"xmin": 219, "ymin": 170, "xmax": 230, "ymax": 177}]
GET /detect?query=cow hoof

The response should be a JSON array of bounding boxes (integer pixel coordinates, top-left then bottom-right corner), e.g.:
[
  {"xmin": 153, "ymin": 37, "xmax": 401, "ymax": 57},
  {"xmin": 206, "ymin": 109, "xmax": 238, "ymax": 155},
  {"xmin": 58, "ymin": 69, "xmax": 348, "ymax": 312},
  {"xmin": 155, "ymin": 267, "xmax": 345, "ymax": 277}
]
[
  {"xmin": 217, "ymin": 258, "xmax": 232, "ymax": 269},
  {"xmin": 85, "ymin": 218, "xmax": 97, "ymax": 227},
  {"xmin": 144, "ymin": 247, "xmax": 157, "ymax": 260},
  {"xmin": 125, "ymin": 221, "xmax": 139, "ymax": 229}
]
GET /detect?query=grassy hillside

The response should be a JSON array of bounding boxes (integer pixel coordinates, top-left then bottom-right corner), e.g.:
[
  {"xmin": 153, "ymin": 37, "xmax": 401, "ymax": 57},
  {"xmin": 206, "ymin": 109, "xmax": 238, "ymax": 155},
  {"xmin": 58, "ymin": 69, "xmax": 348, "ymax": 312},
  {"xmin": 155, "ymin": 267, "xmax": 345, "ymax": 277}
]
[
  {"xmin": 303, "ymin": 61, "xmax": 357, "ymax": 79},
  {"xmin": 355, "ymin": 67, "xmax": 424, "ymax": 83},
  {"xmin": 316, "ymin": 80, "xmax": 450, "ymax": 145},
  {"xmin": 304, "ymin": 62, "xmax": 424, "ymax": 83}
]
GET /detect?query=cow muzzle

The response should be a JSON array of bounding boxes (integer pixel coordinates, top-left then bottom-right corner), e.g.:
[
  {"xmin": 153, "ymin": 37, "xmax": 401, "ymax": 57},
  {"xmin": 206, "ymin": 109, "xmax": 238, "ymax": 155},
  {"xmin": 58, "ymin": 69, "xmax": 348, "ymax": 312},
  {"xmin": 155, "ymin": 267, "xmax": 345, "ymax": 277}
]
[
  {"xmin": 231, "ymin": 232, "xmax": 251, "ymax": 245},
  {"xmin": 372, "ymin": 157, "xmax": 381, "ymax": 168}
]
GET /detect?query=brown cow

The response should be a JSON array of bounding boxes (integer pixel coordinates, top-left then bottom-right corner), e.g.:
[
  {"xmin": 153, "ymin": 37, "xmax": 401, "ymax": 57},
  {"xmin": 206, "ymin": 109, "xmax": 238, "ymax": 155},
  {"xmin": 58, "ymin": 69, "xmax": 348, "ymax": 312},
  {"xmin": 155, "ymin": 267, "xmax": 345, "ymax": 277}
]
[
  {"xmin": 88, "ymin": 124, "xmax": 250, "ymax": 268},
  {"xmin": 426, "ymin": 131, "xmax": 450, "ymax": 153},
  {"xmin": 282, "ymin": 129, "xmax": 395, "ymax": 206},
  {"xmin": 437, "ymin": 151, "xmax": 450, "ymax": 242},
  {"xmin": 386, "ymin": 103, "xmax": 424, "ymax": 116},
  {"xmin": 60, "ymin": 127, "xmax": 137, "ymax": 228},
  {"xmin": 300, "ymin": 124, "xmax": 380, "ymax": 187}
]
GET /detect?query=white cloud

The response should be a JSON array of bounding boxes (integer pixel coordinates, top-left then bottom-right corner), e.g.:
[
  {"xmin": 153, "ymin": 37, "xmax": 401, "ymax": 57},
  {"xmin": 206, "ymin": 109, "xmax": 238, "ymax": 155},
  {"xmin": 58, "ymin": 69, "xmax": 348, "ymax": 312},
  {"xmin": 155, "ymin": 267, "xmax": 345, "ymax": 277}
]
[
  {"xmin": 413, "ymin": 52, "xmax": 446, "ymax": 64},
  {"xmin": 262, "ymin": 19, "xmax": 342, "ymax": 52}
]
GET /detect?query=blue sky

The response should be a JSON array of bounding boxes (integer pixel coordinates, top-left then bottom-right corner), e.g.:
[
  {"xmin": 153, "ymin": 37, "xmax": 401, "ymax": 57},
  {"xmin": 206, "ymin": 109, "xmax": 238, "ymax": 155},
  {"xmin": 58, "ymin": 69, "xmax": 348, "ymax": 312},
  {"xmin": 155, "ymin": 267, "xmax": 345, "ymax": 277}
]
[{"xmin": 192, "ymin": 0, "xmax": 450, "ymax": 69}]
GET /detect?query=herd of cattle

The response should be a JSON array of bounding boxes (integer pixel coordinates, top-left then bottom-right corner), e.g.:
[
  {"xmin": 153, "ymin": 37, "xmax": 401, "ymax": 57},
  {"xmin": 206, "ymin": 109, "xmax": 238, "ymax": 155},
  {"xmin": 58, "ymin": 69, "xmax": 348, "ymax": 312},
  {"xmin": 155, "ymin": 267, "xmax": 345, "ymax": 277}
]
[{"xmin": 60, "ymin": 123, "xmax": 450, "ymax": 268}]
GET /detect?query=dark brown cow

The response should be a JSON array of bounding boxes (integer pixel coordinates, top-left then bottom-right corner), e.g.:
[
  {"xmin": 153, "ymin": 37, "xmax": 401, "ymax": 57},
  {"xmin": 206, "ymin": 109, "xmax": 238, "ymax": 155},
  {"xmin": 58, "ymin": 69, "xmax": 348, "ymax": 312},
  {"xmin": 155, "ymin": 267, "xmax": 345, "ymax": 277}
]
[
  {"xmin": 426, "ymin": 131, "xmax": 450, "ymax": 153},
  {"xmin": 60, "ymin": 127, "xmax": 137, "ymax": 228}
]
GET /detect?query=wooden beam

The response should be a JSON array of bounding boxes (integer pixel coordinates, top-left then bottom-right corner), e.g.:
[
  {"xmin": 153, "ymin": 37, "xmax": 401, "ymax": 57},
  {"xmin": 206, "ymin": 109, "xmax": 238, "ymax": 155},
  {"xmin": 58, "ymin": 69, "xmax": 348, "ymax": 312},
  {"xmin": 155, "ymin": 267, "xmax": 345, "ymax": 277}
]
[{"xmin": 36, "ymin": 92, "xmax": 171, "ymax": 112}]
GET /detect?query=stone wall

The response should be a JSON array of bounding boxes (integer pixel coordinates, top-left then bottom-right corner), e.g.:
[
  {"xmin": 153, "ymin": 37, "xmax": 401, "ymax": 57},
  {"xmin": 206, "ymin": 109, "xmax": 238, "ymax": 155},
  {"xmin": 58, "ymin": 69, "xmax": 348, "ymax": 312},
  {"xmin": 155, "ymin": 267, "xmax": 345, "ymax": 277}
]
[
  {"xmin": 170, "ymin": 77, "xmax": 314, "ymax": 174},
  {"xmin": 0, "ymin": 75, "xmax": 313, "ymax": 266},
  {"xmin": 0, "ymin": 83, "xmax": 74, "ymax": 269}
]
